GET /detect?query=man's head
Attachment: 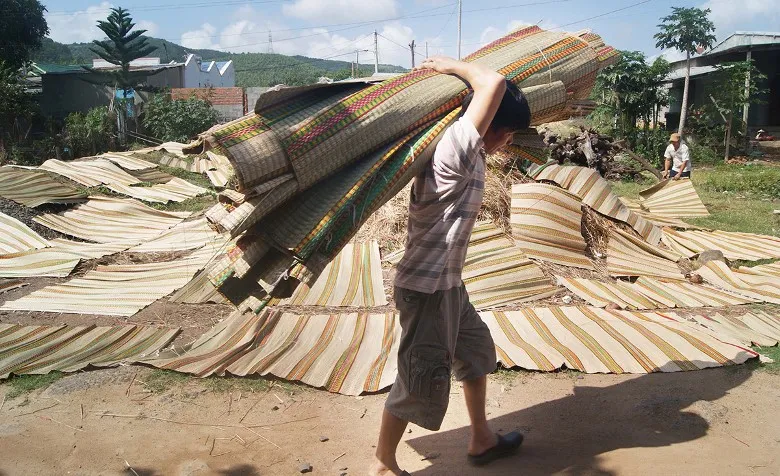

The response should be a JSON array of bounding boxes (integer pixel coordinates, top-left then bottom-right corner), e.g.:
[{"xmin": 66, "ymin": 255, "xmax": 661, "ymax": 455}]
[
  {"xmin": 462, "ymin": 80, "xmax": 532, "ymax": 154},
  {"xmin": 669, "ymin": 132, "xmax": 681, "ymax": 150}
]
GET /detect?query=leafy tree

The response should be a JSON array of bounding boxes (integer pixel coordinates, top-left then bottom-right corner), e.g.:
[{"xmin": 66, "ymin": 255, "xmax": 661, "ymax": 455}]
[
  {"xmin": 142, "ymin": 94, "xmax": 219, "ymax": 142},
  {"xmin": 87, "ymin": 7, "xmax": 157, "ymax": 93},
  {"xmin": 707, "ymin": 61, "xmax": 768, "ymax": 161},
  {"xmin": 0, "ymin": 0, "xmax": 49, "ymax": 70},
  {"xmin": 64, "ymin": 106, "xmax": 117, "ymax": 157},
  {"xmin": 654, "ymin": 6, "xmax": 716, "ymax": 137}
]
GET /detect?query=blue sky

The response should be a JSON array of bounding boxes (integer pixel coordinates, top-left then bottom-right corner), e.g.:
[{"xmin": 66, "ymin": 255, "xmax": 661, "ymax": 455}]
[{"xmin": 41, "ymin": 0, "xmax": 780, "ymax": 68}]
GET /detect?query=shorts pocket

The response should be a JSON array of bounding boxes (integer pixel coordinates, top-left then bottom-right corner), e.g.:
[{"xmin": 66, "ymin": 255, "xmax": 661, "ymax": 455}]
[{"xmin": 408, "ymin": 345, "xmax": 451, "ymax": 406}]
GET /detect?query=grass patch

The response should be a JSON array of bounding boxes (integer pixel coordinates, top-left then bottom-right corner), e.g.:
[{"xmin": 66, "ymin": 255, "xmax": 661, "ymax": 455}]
[
  {"xmin": 3, "ymin": 372, "xmax": 64, "ymax": 399},
  {"xmin": 141, "ymin": 369, "xmax": 191, "ymax": 393},
  {"xmin": 201, "ymin": 375, "xmax": 280, "ymax": 394},
  {"xmin": 158, "ymin": 164, "xmax": 214, "ymax": 190},
  {"xmin": 610, "ymin": 167, "xmax": 780, "ymax": 237},
  {"xmin": 148, "ymin": 193, "xmax": 217, "ymax": 213},
  {"xmin": 753, "ymin": 346, "xmax": 780, "ymax": 374}
]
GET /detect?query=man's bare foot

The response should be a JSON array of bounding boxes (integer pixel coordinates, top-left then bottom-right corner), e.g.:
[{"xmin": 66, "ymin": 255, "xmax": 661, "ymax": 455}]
[
  {"xmin": 468, "ymin": 431, "xmax": 499, "ymax": 456},
  {"xmin": 368, "ymin": 455, "xmax": 403, "ymax": 476}
]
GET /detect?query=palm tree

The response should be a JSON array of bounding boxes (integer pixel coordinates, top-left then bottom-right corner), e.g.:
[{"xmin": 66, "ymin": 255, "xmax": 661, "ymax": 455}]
[{"xmin": 654, "ymin": 7, "xmax": 716, "ymax": 137}]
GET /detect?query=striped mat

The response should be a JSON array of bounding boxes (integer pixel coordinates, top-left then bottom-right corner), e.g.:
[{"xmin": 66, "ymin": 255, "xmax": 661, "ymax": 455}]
[
  {"xmin": 271, "ymin": 241, "xmax": 388, "ymax": 307},
  {"xmin": 129, "ymin": 218, "xmax": 220, "ymax": 253},
  {"xmin": 687, "ymin": 311, "xmax": 780, "ymax": 347},
  {"xmin": 206, "ymin": 169, "xmax": 230, "ymax": 188},
  {"xmin": 638, "ymin": 179, "xmax": 709, "ymax": 217},
  {"xmin": 0, "ymin": 280, "xmax": 27, "ymax": 294},
  {"xmin": 144, "ymin": 309, "xmax": 401, "ymax": 396},
  {"xmin": 0, "ymin": 166, "xmax": 87, "ymax": 208},
  {"xmin": 695, "ymin": 260, "xmax": 780, "ymax": 305},
  {"xmin": 0, "ymin": 241, "xmax": 224, "ymax": 316},
  {"xmin": 97, "ymin": 152, "xmax": 157, "ymax": 171},
  {"xmin": 144, "ymin": 305, "xmax": 760, "ymax": 395},
  {"xmin": 159, "ymin": 155, "xmax": 213, "ymax": 174},
  {"xmin": 511, "ymin": 182, "xmax": 594, "ymax": 269},
  {"xmin": 0, "ymin": 323, "xmax": 179, "ymax": 379},
  {"xmin": 606, "ymin": 228, "xmax": 682, "ymax": 280},
  {"xmin": 129, "ymin": 168, "xmax": 176, "ymax": 184},
  {"xmin": 48, "ymin": 239, "xmax": 132, "ymax": 259},
  {"xmin": 484, "ymin": 307, "xmax": 759, "ymax": 373},
  {"xmin": 662, "ymin": 229, "xmax": 780, "ymax": 261},
  {"xmin": 740, "ymin": 261, "xmax": 780, "ymax": 278},
  {"xmin": 559, "ymin": 276, "xmax": 757, "ymax": 309},
  {"xmin": 465, "ymin": 245, "xmax": 559, "ymax": 309},
  {"xmin": 529, "ymin": 164, "xmax": 662, "ymax": 245},
  {"xmin": 0, "ymin": 248, "xmax": 81, "ymax": 278},
  {"xmin": 106, "ymin": 178, "xmax": 208, "ymax": 203},
  {"xmin": 39, "ymin": 159, "xmax": 141, "ymax": 187},
  {"xmin": 0, "ymin": 212, "xmax": 49, "ymax": 254},
  {"xmin": 34, "ymin": 196, "xmax": 190, "ymax": 244}
]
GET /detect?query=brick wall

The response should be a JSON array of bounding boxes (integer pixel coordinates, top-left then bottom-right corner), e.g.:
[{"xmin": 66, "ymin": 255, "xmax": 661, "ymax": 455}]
[{"xmin": 171, "ymin": 87, "xmax": 246, "ymax": 120}]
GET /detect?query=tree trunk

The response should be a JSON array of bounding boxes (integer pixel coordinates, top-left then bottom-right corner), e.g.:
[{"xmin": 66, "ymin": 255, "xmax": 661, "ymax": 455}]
[
  {"xmin": 615, "ymin": 142, "xmax": 663, "ymax": 180},
  {"xmin": 724, "ymin": 113, "xmax": 733, "ymax": 162},
  {"xmin": 678, "ymin": 51, "xmax": 691, "ymax": 136}
]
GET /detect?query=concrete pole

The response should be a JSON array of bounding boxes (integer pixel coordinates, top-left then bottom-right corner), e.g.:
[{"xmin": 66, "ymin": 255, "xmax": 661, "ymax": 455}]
[
  {"xmin": 409, "ymin": 40, "xmax": 416, "ymax": 68},
  {"xmin": 374, "ymin": 31, "xmax": 379, "ymax": 74},
  {"xmin": 457, "ymin": 0, "xmax": 462, "ymax": 60},
  {"xmin": 425, "ymin": 41, "xmax": 429, "ymax": 58}
]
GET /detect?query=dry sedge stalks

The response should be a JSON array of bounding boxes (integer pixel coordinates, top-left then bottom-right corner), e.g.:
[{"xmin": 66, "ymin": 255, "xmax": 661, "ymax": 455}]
[{"xmin": 354, "ymin": 184, "xmax": 411, "ymax": 254}]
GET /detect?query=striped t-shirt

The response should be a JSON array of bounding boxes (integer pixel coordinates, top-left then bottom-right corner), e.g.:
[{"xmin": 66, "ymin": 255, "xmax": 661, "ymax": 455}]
[{"xmin": 395, "ymin": 116, "xmax": 485, "ymax": 294}]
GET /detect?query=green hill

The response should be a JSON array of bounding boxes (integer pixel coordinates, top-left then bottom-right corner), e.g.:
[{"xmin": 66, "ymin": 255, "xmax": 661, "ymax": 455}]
[{"xmin": 33, "ymin": 37, "xmax": 407, "ymax": 87}]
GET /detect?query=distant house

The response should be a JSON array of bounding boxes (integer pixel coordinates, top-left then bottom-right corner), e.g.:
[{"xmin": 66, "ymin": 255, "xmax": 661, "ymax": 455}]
[
  {"xmin": 663, "ymin": 31, "xmax": 780, "ymax": 132},
  {"xmin": 182, "ymin": 54, "xmax": 235, "ymax": 88},
  {"xmin": 32, "ymin": 56, "xmax": 235, "ymax": 119}
]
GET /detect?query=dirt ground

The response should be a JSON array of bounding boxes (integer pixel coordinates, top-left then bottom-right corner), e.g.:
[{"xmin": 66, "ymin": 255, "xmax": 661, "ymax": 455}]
[{"xmin": 0, "ymin": 363, "xmax": 778, "ymax": 476}]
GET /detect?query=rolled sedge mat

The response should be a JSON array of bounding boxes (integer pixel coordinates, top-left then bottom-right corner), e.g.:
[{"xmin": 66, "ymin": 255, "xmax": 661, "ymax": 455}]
[{"xmin": 187, "ymin": 27, "xmax": 618, "ymax": 310}]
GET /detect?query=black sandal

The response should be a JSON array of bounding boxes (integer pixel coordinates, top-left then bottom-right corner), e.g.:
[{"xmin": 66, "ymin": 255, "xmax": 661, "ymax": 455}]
[{"xmin": 467, "ymin": 432, "xmax": 524, "ymax": 466}]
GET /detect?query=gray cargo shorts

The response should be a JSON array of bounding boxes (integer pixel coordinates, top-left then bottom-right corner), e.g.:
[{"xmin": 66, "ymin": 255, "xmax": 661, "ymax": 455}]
[{"xmin": 385, "ymin": 284, "xmax": 497, "ymax": 431}]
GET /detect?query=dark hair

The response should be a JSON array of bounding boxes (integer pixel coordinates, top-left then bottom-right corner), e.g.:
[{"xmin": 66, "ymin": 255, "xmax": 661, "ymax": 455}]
[{"xmin": 461, "ymin": 80, "xmax": 531, "ymax": 131}]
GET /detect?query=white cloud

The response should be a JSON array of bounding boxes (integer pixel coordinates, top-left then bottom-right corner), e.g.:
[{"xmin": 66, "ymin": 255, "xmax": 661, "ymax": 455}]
[
  {"xmin": 701, "ymin": 0, "xmax": 778, "ymax": 31},
  {"xmin": 282, "ymin": 0, "xmax": 399, "ymax": 23},
  {"xmin": 181, "ymin": 23, "xmax": 219, "ymax": 50},
  {"xmin": 46, "ymin": 2, "xmax": 158, "ymax": 44},
  {"xmin": 479, "ymin": 20, "xmax": 534, "ymax": 47},
  {"xmin": 135, "ymin": 20, "xmax": 159, "ymax": 37},
  {"xmin": 46, "ymin": 1, "xmax": 114, "ymax": 43}
]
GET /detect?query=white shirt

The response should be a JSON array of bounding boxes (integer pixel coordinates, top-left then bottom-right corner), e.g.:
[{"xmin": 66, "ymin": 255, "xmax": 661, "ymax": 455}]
[{"xmin": 664, "ymin": 143, "xmax": 691, "ymax": 172}]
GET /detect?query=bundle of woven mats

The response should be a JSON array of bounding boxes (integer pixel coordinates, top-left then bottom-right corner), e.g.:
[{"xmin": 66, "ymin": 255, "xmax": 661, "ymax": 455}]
[
  {"xmin": 187, "ymin": 26, "xmax": 618, "ymax": 311},
  {"xmin": 140, "ymin": 305, "xmax": 766, "ymax": 395}
]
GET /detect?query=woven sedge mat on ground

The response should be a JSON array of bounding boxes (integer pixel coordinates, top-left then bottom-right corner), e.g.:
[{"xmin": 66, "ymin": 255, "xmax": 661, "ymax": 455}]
[
  {"xmin": 529, "ymin": 163, "xmax": 663, "ymax": 245},
  {"xmin": 158, "ymin": 155, "xmax": 213, "ymax": 174},
  {"xmin": 0, "ymin": 323, "xmax": 179, "ymax": 380},
  {"xmin": 638, "ymin": 179, "xmax": 709, "ymax": 218},
  {"xmin": 129, "ymin": 167, "xmax": 177, "ymax": 184},
  {"xmin": 106, "ymin": 178, "xmax": 208, "ymax": 204},
  {"xmin": 695, "ymin": 261, "xmax": 780, "ymax": 305},
  {"xmin": 39, "ymin": 158, "xmax": 141, "ymax": 187},
  {"xmin": 128, "ymin": 218, "xmax": 221, "ymax": 253},
  {"xmin": 662, "ymin": 229, "xmax": 780, "ymax": 261},
  {"xmin": 47, "ymin": 239, "xmax": 133, "ymax": 259},
  {"xmin": 742, "ymin": 262, "xmax": 780, "ymax": 277},
  {"xmin": 0, "ymin": 167, "xmax": 87, "ymax": 208},
  {"xmin": 606, "ymin": 228, "xmax": 683, "ymax": 280},
  {"xmin": 0, "ymin": 211, "xmax": 50, "ymax": 254},
  {"xmin": 0, "ymin": 280, "xmax": 27, "ymax": 294},
  {"xmin": 558, "ymin": 276, "xmax": 757, "ymax": 309},
  {"xmin": 206, "ymin": 168, "xmax": 230, "ymax": 188},
  {"xmin": 0, "ymin": 240, "xmax": 226, "ymax": 316},
  {"xmin": 511, "ymin": 182, "xmax": 594, "ymax": 270},
  {"xmin": 142, "ymin": 305, "xmax": 759, "ymax": 395},
  {"xmin": 0, "ymin": 248, "xmax": 82, "ymax": 278},
  {"xmin": 96, "ymin": 152, "xmax": 157, "ymax": 171},
  {"xmin": 33, "ymin": 196, "xmax": 191, "ymax": 244},
  {"xmin": 269, "ymin": 241, "xmax": 387, "ymax": 307},
  {"xmin": 686, "ymin": 311, "xmax": 780, "ymax": 348}
]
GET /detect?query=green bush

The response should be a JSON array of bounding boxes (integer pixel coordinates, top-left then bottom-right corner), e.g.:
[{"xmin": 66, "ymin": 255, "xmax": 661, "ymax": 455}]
[
  {"xmin": 699, "ymin": 164, "xmax": 780, "ymax": 198},
  {"xmin": 688, "ymin": 141, "xmax": 720, "ymax": 166},
  {"xmin": 142, "ymin": 94, "xmax": 219, "ymax": 143},
  {"xmin": 64, "ymin": 106, "xmax": 116, "ymax": 157},
  {"xmin": 7, "ymin": 137, "xmax": 56, "ymax": 166}
]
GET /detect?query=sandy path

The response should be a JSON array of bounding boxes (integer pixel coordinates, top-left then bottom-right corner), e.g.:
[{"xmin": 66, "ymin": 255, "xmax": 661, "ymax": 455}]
[{"xmin": 0, "ymin": 364, "xmax": 778, "ymax": 476}]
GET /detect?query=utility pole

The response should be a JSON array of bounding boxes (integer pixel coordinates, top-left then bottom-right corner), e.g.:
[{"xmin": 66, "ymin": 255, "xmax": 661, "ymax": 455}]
[
  {"xmin": 425, "ymin": 41, "xmax": 429, "ymax": 58},
  {"xmin": 457, "ymin": 0, "xmax": 462, "ymax": 60},
  {"xmin": 374, "ymin": 30, "xmax": 379, "ymax": 74},
  {"xmin": 409, "ymin": 40, "xmax": 416, "ymax": 68}
]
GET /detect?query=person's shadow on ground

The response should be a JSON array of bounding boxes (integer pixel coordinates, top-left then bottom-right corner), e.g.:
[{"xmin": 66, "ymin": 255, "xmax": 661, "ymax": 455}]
[{"xmin": 406, "ymin": 363, "xmax": 754, "ymax": 475}]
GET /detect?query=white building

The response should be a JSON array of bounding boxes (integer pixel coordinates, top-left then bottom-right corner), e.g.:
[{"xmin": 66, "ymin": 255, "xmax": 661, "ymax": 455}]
[{"xmin": 182, "ymin": 54, "xmax": 235, "ymax": 88}]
